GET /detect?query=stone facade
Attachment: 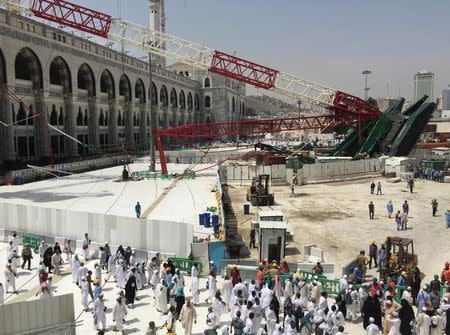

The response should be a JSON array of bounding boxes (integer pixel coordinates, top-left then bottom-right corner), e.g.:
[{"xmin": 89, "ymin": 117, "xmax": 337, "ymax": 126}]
[
  {"xmin": 0, "ymin": 10, "xmax": 242, "ymax": 169},
  {"xmin": 166, "ymin": 63, "xmax": 246, "ymax": 123}
]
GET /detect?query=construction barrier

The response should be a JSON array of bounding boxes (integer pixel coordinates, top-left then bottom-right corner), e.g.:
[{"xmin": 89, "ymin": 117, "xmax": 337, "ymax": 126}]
[
  {"xmin": 131, "ymin": 171, "xmax": 196, "ymax": 180},
  {"xmin": 22, "ymin": 233, "xmax": 42, "ymax": 254},
  {"xmin": 168, "ymin": 257, "xmax": 203, "ymax": 275}
]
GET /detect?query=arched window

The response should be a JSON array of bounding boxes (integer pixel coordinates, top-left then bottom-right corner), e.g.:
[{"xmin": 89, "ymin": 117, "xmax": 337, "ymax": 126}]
[
  {"xmin": 17, "ymin": 104, "xmax": 27, "ymax": 126},
  {"xmin": 170, "ymin": 88, "xmax": 177, "ymax": 108},
  {"xmin": 160, "ymin": 85, "xmax": 168, "ymax": 107},
  {"xmin": 119, "ymin": 74, "xmax": 131, "ymax": 101},
  {"xmin": 150, "ymin": 82, "xmax": 158, "ymax": 106},
  {"xmin": 194, "ymin": 94, "xmax": 200, "ymax": 111},
  {"xmin": 99, "ymin": 109, "xmax": 104, "ymax": 126},
  {"xmin": 76, "ymin": 107, "xmax": 83, "ymax": 126},
  {"xmin": 187, "ymin": 93, "xmax": 193, "ymax": 110},
  {"xmin": 49, "ymin": 56, "xmax": 72, "ymax": 93},
  {"xmin": 179, "ymin": 90, "xmax": 186, "ymax": 109},
  {"xmin": 83, "ymin": 109, "xmax": 88, "ymax": 126},
  {"xmin": 77, "ymin": 63, "xmax": 96, "ymax": 96},
  {"xmin": 117, "ymin": 111, "xmax": 122, "ymax": 126},
  {"xmin": 100, "ymin": 69, "xmax": 115, "ymax": 99},
  {"xmin": 50, "ymin": 105, "xmax": 58, "ymax": 125},
  {"xmin": 58, "ymin": 107, "xmax": 64, "ymax": 126},
  {"xmin": 205, "ymin": 96, "xmax": 211, "ymax": 108},
  {"xmin": 204, "ymin": 77, "xmax": 211, "ymax": 88},
  {"xmin": 27, "ymin": 105, "xmax": 34, "ymax": 126}
]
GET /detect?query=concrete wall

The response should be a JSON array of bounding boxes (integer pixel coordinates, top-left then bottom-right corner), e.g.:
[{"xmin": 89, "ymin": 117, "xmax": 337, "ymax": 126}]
[
  {"xmin": 0, "ymin": 293, "xmax": 75, "ymax": 335},
  {"xmin": 164, "ymin": 148, "xmax": 251, "ymax": 164},
  {"xmin": 298, "ymin": 158, "xmax": 381, "ymax": 184},
  {"xmin": 0, "ymin": 202, "xmax": 193, "ymax": 257},
  {"xmin": 221, "ymin": 159, "xmax": 381, "ymax": 185},
  {"xmin": 222, "ymin": 164, "xmax": 286, "ymax": 184}
]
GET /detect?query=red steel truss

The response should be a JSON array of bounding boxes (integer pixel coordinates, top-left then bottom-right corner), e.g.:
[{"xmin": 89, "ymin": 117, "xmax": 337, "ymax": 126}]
[
  {"xmin": 209, "ymin": 51, "xmax": 279, "ymax": 89},
  {"xmin": 153, "ymin": 114, "xmax": 363, "ymax": 174},
  {"xmin": 31, "ymin": 0, "xmax": 112, "ymax": 38},
  {"xmin": 333, "ymin": 91, "xmax": 380, "ymax": 118}
]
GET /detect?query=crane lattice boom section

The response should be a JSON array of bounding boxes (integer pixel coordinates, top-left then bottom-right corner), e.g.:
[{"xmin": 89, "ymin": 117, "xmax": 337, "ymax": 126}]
[
  {"xmin": 154, "ymin": 115, "xmax": 357, "ymax": 139},
  {"xmin": 109, "ymin": 18, "xmax": 215, "ymax": 70},
  {"xmin": 209, "ymin": 51, "xmax": 279, "ymax": 90}
]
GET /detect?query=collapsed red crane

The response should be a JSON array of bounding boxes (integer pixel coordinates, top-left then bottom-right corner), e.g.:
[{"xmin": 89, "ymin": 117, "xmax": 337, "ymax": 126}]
[{"xmin": 1, "ymin": 0, "xmax": 381, "ymax": 174}]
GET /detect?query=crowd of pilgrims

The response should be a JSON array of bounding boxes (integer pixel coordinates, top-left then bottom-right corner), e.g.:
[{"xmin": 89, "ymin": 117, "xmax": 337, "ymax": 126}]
[{"xmin": 4, "ymin": 233, "xmax": 450, "ymax": 335}]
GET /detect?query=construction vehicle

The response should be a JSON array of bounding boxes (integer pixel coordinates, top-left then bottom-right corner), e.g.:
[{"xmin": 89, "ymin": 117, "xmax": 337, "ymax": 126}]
[
  {"xmin": 246, "ymin": 175, "xmax": 275, "ymax": 206},
  {"xmin": 381, "ymin": 236, "xmax": 418, "ymax": 282}
]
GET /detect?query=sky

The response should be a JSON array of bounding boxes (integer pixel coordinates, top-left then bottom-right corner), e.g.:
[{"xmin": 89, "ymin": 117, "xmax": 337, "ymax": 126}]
[{"xmin": 73, "ymin": 0, "xmax": 450, "ymax": 101}]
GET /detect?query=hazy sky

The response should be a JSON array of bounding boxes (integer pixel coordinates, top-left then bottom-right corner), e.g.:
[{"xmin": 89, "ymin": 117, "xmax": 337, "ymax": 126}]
[{"xmin": 74, "ymin": 0, "xmax": 450, "ymax": 101}]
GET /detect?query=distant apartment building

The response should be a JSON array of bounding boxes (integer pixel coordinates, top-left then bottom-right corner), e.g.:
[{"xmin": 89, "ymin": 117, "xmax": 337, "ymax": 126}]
[{"xmin": 413, "ymin": 70, "xmax": 434, "ymax": 103}]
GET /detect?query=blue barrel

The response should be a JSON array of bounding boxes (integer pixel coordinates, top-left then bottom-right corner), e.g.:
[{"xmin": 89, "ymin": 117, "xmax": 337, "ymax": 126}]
[
  {"xmin": 204, "ymin": 213, "xmax": 211, "ymax": 228},
  {"xmin": 244, "ymin": 204, "xmax": 250, "ymax": 215},
  {"xmin": 211, "ymin": 214, "xmax": 219, "ymax": 224},
  {"xmin": 199, "ymin": 214, "xmax": 204, "ymax": 226}
]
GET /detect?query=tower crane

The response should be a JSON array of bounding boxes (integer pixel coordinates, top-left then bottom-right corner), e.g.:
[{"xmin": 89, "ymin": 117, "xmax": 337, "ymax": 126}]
[{"xmin": 0, "ymin": 0, "xmax": 381, "ymax": 174}]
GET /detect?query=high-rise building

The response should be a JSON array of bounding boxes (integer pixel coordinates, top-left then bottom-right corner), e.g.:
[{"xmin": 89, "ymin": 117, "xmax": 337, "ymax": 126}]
[
  {"xmin": 442, "ymin": 85, "xmax": 450, "ymax": 110},
  {"xmin": 413, "ymin": 70, "xmax": 434, "ymax": 103}
]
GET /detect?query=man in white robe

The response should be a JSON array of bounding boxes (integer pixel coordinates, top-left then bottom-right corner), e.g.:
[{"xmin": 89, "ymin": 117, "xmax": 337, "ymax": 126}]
[
  {"xmin": 112, "ymin": 296, "xmax": 127, "ymax": 332},
  {"xmin": 155, "ymin": 281, "xmax": 168, "ymax": 313},
  {"xmin": 190, "ymin": 273, "xmax": 200, "ymax": 305},
  {"xmin": 339, "ymin": 275, "xmax": 349, "ymax": 293},
  {"xmin": 401, "ymin": 286, "xmax": 413, "ymax": 306},
  {"xmin": 81, "ymin": 233, "xmax": 90, "ymax": 260},
  {"xmin": 346, "ymin": 285, "xmax": 358, "ymax": 321},
  {"xmin": 265, "ymin": 305, "xmax": 277, "ymax": 335},
  {"xmin": 366, "ymin": 317, "xmax": 381, "ymax": 335},
  {"xmin": 221, "ymin": 275, "xmax": 233, "ymax": 308},
  {"xmin": 284, "ymin": 278, "xmax": 293, "ymax": 300},
  {"xmin": 79, "ymin": 276, "xmax": 90, "ymax": 311},
  {"xmin": 386, "ymin": 312, "xmax": 400, "ymax": 335},
  {"xmin": 4, "ymin": 264, "xmax": 17, "ymax": 294},
  {"xmin": 416, "ymin": 307, "xmax": 431, "ymax": 335},
  {"xmin": 93, "ymin": 294, "xmax": 106, "ymax": 331},
  {"xmin": 207, "ymin": 273, "xmax": 217, "ymax": 304},
  {"xmin": 180, "ymin": 299, "xmax": 197, "ymax": 335},
  {"xmin": 116, "ymin": 261, "xmax": 127, "ymax": 289},
  {"xmin": 76, "ymin": 262, "xmax": 88, "ymax": 286},
  {"xmin": 260, "ymin": 284, "xmax": 273, "ymax": 310},
  {"xmin": 212, "ymin": 291, "xmax": 225, "ymax": 324},
  {"xmin": 39, "ymin": 241, "xmax": 47, "ymax": 261}
]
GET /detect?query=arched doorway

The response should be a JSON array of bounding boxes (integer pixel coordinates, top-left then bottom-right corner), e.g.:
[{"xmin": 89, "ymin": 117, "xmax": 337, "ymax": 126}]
[
  {"xmin": 135, "ymin": 78, "xmax": 146, "ymax": 146},
  {"xmin": 100, "ymin": 69, "xmax": 115, "ymax": 148},
  {"xmin": 119, "ymin": 74, "xmax": 132, "ymax": 144},
  {"xmin": 13, "ymin": 48, "xmax": 43, "ymax": 161},
  {"xmin": 77, "ymin": 63, "xmax": 96, "ymax": 155},
  {"xmin": 49, "ymin": 56, "xmax": 72, "ymax": 157}
]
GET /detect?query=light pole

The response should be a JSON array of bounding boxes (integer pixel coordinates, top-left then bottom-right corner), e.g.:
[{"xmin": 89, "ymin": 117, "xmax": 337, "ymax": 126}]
[
  {"xmin": 148, "ymin": 52, "xmax": 156, "ymax": 171},
  {"xmin": 362, "ymin": 70, "xmax": 372, "ymax": 100}
]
